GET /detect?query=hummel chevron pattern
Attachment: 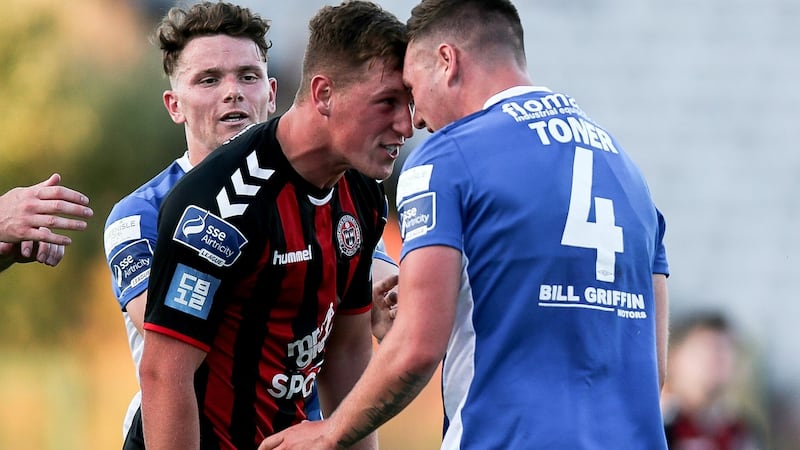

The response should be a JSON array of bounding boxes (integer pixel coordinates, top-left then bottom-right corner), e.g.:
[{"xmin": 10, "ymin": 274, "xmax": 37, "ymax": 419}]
[{"xmin": 217, "ymin": 150, "xmax": 275, "ymax": 219}]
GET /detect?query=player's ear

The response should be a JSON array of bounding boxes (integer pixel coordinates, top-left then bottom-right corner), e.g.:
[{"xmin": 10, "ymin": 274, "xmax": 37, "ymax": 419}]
[
  {"xmin": 267, "ymin": 77, "xmax": 278, "ymax": 115},
  {"xmin": 438, "ymin": 43, "xmax": 460, "ymax": 87},
  {"xmin": 163, "ymin": 90, "xmax": 185, "ymax": 124},
  {"xmin": 310, "ymin": 75, "xmax": 333, "ymax": 117}
]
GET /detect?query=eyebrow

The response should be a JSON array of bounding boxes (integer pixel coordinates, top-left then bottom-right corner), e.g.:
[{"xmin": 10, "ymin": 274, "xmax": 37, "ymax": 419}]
[
  {"xmin": 195, "ymin": 64, "xmax": 266, "ymax": 77},
  {"xmin": 373, "ymin": 85, "xmax": 412, "ymax": 97}
]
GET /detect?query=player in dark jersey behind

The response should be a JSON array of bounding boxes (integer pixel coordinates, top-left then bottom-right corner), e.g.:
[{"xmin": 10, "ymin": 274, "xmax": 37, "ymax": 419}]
[
  {"xmin": 139, "ymin": 1, "xmax": 412, "ymax": 449},
  {"xmin": 104, "ymin": 2, "xmax": 400, "ymax": 448},
  {"xmin": 262, "ymin": 1, "xmax": 671, "ymax": 449}
]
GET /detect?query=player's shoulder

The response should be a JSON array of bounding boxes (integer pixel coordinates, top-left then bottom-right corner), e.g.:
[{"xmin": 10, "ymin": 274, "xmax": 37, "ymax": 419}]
[
  {"xmin": 106, "ymin": 157, "xmax": 191, "ymax": 223},
  {"xmin": 163, "ymin": 120, "xmax": 283, "ymax": 231},
  {"xmin": 173, "ymin": 121, "xmax": 274, "ymax": 196}
]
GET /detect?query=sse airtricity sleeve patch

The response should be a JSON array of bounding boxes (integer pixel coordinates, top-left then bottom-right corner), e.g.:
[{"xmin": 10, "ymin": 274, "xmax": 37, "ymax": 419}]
[
  {"xmin": 108, "ymin": 239, "xmax": 153, "ymax": 301},
  {"xmin": 398, "ymin": 192, "xmax": 436, "ymax": 241},
  {"xmin": 172, "ymin": 205, "xmax": 248, "ymax": 267},
  {"xmin": 164, "ymin": 264, "xmax": 220, "ymax": 320},
  {"xmin": 396, "ymin": 164, "xmax": 437, "ymax": 243}
]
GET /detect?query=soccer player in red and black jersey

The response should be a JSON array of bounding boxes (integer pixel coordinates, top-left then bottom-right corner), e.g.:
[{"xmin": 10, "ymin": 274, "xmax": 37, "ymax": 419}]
[{"xmin": 138, "ymin": 2, "xmax": 413, "ymax": 450}]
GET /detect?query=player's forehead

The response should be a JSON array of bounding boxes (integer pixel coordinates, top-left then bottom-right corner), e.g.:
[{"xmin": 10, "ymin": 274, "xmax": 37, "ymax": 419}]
[
  {"xmin": 401, "ymin": 41, "xmax": 428, "ymax": 86},
  {"xmin": 176, "ymin": 35, "xmax": 266, "ymax": 75},
  {"xmin": 355, "ymin": 59, "xmax": 407, "ymax": 95}
]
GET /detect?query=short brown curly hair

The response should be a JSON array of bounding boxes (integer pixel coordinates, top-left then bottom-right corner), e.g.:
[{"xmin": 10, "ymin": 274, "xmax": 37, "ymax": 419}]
[{"xmin": 155, "ymin": 1, "xmax": 272, "ymax": 78}]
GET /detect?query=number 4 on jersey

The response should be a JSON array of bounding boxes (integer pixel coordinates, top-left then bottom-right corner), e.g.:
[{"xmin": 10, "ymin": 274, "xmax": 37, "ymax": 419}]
[{"xmin": 561, "ymin": 146, "xmax": 623, "ymax": 283}]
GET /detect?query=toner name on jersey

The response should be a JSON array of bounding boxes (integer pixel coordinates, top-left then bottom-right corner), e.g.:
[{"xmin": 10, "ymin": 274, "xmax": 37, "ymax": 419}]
[{"xmin": 499, "ymin": 93, "xmax": 619, "ymax": 154}]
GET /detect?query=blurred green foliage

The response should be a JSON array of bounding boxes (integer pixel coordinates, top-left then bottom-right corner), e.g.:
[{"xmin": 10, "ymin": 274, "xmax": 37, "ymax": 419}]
[{"xmin": 0, "ymin": 0, "xmax": 183, "ymax": 346}]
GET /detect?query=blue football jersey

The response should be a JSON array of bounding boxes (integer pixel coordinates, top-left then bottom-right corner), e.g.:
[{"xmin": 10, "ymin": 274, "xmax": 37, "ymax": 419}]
[
  {"xmin": 103, "ymin": 153, "xmax": 193, "ymax": 437},
  {"xmin": 104, "ymin": 154, "xmax": 193, "ymax": 309},
  {"xmin": 396, "ymin": 87, "xmax": 669, "ymax": 449}
]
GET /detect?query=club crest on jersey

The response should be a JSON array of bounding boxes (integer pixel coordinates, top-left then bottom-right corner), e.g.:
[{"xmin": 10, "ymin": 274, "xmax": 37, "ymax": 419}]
[
  {"xmin": 336, "ymin": 214, "xmax": 362, "ymax": 258},
  {"xmin": 173, "ymin": 205, "xmax": 247, "ymax": 267}
]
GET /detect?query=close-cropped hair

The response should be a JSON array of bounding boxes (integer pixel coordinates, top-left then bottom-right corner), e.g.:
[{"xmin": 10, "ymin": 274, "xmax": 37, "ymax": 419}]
[
  {"xmin": 155, "ymin": 1, "xmax": 272, "ymax": 77},
  {"xmin": 297, "ymin": 0, "xmax": 407, "ymax": 99},
  {"xmin": 407, "ymin": 0, "xmax": 525, "ymax": 65}
]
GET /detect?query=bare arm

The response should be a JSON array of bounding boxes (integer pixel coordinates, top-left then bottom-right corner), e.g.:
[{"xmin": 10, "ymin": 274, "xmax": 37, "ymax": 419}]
[
  {"xmin": 140, "ymin": 330, "xmax": 207, "ymax": 450},
  {"xmin": 653, "ymin": 274, "xmax": 669, "ymax": 389},
  {"xmin": 259, "ymin": 245, "xmax": 460, "ymax": 450},
  {"xmin": 125, "ymin": 290, "xmax": 147, "ymax": 334},
  {"xmin": 316, "ymin": 311, "xmax": 377, "ymax": 450}
]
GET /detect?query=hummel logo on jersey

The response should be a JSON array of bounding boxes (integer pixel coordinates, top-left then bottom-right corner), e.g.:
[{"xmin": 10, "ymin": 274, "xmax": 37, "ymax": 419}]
[
  {"xmin": 273, "ymin": 245, "xmax": 313, "ymax": 266},
  {"xmin": 217, "ymin": 150, "xmax": 275, "ymax": 219}
]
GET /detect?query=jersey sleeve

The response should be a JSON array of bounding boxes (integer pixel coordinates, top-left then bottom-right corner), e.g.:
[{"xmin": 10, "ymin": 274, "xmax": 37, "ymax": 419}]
[
  {"xmin": 397, "ymin": 134, "xmax": 467, "ymax": 261},
  {"xmin": 103, "ymin": 196, "xmax": 158, "ymax": 310},
  {"xmin": 372, "ymin": 237, "xmax": 397, "ymax": 266},
  {"xmin": 143, "ymin": 182, "xmax": 250, "ymax": 352},
  {"xmin": 653, "ymin": 207, "xmax": 669, "ymax": 276}
]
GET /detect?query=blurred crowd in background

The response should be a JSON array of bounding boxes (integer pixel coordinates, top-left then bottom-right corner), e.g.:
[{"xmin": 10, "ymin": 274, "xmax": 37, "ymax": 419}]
[{"xmin": 1, "ymin": 0, "xmax": 798, "ymax": 448}]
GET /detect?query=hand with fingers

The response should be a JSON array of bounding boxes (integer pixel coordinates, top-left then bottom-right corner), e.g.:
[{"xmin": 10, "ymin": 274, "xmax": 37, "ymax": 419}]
[
  {"xmin": 370, "ymin": 273, "xmax": 399, "ymax": 342},
  {"xmin": 0, "ymin": 174, "xmax": 92, "ymax": 271}
]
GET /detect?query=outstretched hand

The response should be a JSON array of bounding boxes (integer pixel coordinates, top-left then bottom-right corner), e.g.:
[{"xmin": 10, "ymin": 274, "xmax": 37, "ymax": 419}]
[{"xmin": 0, "ymin": 173, "xmax": 93, "ymax": 245}]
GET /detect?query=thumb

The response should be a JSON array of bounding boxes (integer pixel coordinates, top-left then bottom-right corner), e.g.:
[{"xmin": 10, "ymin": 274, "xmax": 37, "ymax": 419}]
[
  {"xmin": 373, "ymin": 274, "xmax": 399, "ymax": 294},
  {"xmin": 258, "ymin": 435, "xmax": 283, "ymax": 450}
]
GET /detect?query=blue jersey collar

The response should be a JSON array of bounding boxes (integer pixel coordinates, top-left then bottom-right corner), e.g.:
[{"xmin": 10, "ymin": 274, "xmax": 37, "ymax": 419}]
[{"xmin": 483, "ymin": 86, "xmax": 552, "ymax": 110}]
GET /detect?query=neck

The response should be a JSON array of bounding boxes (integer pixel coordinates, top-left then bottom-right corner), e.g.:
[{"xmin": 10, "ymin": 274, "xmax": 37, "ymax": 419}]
[
  {"xmin": 459, "ymin": 51, "xmax": 533, "ymax": 116},
  {"xmin": 276, "ymin": 105, "xmax": 346, "ymax": 189}
]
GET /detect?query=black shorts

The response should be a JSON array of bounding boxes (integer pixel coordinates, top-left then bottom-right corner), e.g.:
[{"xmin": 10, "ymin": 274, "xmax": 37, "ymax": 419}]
[{"xmin": 122, "ymin": 406, "xmax": 144, "ymax": 450}]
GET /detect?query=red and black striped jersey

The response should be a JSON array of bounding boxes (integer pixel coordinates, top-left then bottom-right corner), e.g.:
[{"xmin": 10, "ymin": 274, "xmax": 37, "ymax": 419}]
[{"xmin": 143, "ymin": 117, "xmax": 386, "ymax": 449}]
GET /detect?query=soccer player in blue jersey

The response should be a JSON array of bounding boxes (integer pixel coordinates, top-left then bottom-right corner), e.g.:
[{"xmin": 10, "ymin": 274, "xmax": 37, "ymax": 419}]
[
  {"xmin": 261, "ymin": 1, "xmax": 670, "ymax": 449},
  {"xmin": 102, "ymin": 3, "xmax": 398, "ymax": 448},
  {"xmin": 0, "ymin": 173, "xmax": 92, "ymax": 272},
  {"xmin": 136, "ymin": 1, "xmax": 410, "ymax": 449},
  {"xmin": 103, "ymin": 4, "xmax": 277, "ymax": 448}
]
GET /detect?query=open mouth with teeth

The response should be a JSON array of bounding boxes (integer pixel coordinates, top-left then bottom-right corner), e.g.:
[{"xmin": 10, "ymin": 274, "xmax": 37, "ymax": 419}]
[
  {"xmin": 221, "ymin": 112, "xmax": 248, "ymax": 122},
  {"xmin": 383, "ymin": 145, "xmax": 401, "ymax": 159}
]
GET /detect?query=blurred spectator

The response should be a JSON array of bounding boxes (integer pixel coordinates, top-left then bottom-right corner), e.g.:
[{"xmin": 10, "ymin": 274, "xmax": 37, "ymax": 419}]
[{"xmin": 661, "ymin": 311, "xmax": 765, "ymax": 450}]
